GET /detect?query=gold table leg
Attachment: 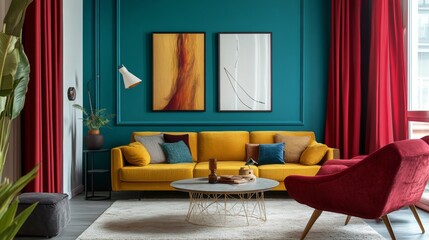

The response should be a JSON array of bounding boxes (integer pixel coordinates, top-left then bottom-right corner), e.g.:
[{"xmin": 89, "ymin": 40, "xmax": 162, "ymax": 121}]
[{"xmin": 186, "ymin": 191, "xmax": 267, "ymax": 227}]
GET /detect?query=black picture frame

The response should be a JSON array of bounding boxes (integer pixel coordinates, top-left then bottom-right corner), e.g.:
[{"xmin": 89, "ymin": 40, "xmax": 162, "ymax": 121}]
[{"xmin": 218, "ymin": 32, "xmax": 272, "ymax": 112}]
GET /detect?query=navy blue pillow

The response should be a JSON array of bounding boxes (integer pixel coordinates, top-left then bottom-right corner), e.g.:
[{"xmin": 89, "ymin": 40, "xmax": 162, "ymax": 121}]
[
  {"xmin": 160, "ymin": 141, "xmax": 193, "ymax": 163},
  {"xmin": 258, "ymin": 143, "xmax": 285, "ymax": 165}
]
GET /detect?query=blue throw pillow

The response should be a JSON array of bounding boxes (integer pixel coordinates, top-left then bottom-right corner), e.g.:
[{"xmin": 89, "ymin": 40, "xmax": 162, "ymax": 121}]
[
  {"xmin": 160, "ymin": 141, "xmax": 193, "ymax": 164},
  {"xmin": 258, "ymin": 143, "xmax": 285, "ymax": 165}
]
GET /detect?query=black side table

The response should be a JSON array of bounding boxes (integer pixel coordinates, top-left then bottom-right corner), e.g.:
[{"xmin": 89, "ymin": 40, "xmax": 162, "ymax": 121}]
[{"xmin": 83, "ymin": 149, "xmax": 111, "ymax": 200}]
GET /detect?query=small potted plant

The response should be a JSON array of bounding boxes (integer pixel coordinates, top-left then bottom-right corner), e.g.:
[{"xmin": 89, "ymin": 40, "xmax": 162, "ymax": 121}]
[{"xmin": 73, "ymin": 102, "xmax": 114, "ymax": 150}]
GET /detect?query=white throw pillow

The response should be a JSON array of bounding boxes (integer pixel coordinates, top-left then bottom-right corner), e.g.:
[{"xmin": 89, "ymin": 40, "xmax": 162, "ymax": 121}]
[{"xmin": 134, "ymin": 134, "xmax": 166, "ymax": 163}]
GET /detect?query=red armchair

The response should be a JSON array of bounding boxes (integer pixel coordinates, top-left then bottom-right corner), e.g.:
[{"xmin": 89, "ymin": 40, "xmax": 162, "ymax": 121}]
[{"xmin": 284, "ymin": 139, "xmax": 429, "ymax": 240}]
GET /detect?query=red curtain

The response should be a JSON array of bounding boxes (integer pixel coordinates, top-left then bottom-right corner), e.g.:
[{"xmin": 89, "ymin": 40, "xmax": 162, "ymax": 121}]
[
  {"xmin": 21, "ymin": 0, "xmax": 63, "ymax": 193},
  {"xmin": 325, "ymin": 0, "xmax": 408, "ymax": 157},
  {"xmin": 325, "ymin": 0, "xmax": 362, "ymax": 159},
  {"xmin": 365, "ymin": 0, "xmax": 408, "ymax": 153}
]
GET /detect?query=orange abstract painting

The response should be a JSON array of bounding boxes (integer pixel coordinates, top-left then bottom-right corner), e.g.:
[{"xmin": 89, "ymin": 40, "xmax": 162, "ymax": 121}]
[{"xmin": 152, "ymin": 33, "xmax": 205, "ymax": 111}]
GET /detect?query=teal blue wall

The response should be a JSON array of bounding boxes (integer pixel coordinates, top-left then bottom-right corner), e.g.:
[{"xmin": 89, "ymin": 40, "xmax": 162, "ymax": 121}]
[{"xmin": 83, "ymin": 0, "xmax": 330, "ymax": 149}]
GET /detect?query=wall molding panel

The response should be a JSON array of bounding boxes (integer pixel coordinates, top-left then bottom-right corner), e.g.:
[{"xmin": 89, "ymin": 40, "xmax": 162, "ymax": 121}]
[
  {"xmin": 84, "ymin": 0, "xmax": 330, "ymax": 147},
  {"xmin": 113, "ymin": 0, "xmax": 305, "ymax": 126}
]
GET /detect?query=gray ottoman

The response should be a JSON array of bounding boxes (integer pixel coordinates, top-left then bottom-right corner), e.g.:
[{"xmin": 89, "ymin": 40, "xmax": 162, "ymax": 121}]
[{"xmin": 16, "ymin": 192, "xmax": 70, "ymax": 237}]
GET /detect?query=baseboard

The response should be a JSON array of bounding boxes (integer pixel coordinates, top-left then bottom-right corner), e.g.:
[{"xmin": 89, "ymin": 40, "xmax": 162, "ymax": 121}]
[{"xmin": 71, "ymin": 184, "xmax": 84, "ymax": 198}]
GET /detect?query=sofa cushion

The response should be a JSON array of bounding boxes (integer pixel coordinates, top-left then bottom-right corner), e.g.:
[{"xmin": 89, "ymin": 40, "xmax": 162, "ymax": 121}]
[
  {"xmin": 258, "ymin": 143, "xmax": 285, "ymax": 165},
  {"xmin": 120, "ymin": 163, "xmax": 195, "ymax": 182},
  {"xmin": 323, "ymin": 159, "xmax": 362, "ymax": 166},
  {"xmin": 250, "ymin": 131, "xmax": 316, "ymax": 144},
  {"xmin": 160, "ymin": 141, "xmax": 193, "ymax": 163},
  {"xmin": 132, "ymin": 132, "xmax": 198, "ymax": 161},
  {"xmin": 135, "ymin": 134, "xmax": 166, "ymax": 163},
  {"xmin": 163, "ymin": 133, "xmax": 191, "ymax": 151},
  {"xmin": 193, "ymin": 161, "xmax": 259, "ymax": 178},
  {"xmin": 274, "ymin": 134, "xmax": 311, "ymax": 163},
  {"xmin": 316, "ymin": 165, "xmax": 349, "ymax": 175},
  {"xmin": 198, "ymin": 131, "xmax": 249, "ymax": 162},
  {"xmin": 258, "ymin": 163, "xmax": 320, "ymax": 181},
  {"xmin": 246, "ymin": 143, "xmax": 259, "ymax": 162},
  {"xmin": 316, "ymin": 159, "xmax": 362, "ymax": 175},
  {"xmin": 300, "ymin": 142, "xmax": 328, "ymax": 166},
  {"xmin": 122, "ymin": 142, "xmax": 151, "ymax": 166}
]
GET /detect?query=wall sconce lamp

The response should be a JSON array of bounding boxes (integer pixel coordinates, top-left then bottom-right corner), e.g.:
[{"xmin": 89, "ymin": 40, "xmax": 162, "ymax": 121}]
[{"xmin": 118, "ymin": 65, "xmax": 142, "ymax": 89}]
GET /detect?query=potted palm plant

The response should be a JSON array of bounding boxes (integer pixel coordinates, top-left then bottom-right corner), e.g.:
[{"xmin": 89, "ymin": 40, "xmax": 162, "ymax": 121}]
[
  {"xmin": 73, "ymin": 87, "xmax": 113, "ymax": 149},
  {"xmin": 0, "ymin": 0, "xmax": 39, "ymax": 239}
]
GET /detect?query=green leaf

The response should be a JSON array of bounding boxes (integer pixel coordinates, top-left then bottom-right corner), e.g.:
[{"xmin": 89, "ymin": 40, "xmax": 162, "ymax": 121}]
[
  {"xmin": 0, "ymin": 33, "xmax": 19, "ymax": 96},
  {"xmin": 0, "ymin": 183, "xmax": 14, "ymax": 220},
  {"xmin": 0, "ymin": 96, "xmax": 6, "ymax": 116},
  {"xmin": 2, "ymin": 202, "xmax": 37, "ymax": 240},
  {"xmin": 0, "ymin": 165, "xmax": 38, "ymax": 216},
  {"xmin": 10, "ymin": 44, "xmax": 29, "ymax": 119},
  {"xmin": 6, "ymin": 165, "xmax": 38, "ymax": 197},
  {"xmin": 72, "ymin": 104, "xmax": 88, "ymax": 116},
  {"xmin": 0, "ymin": 183, "xmax": 12, "ymax": 216},
  {"xmin": 0, "ymin": 182, "xmax": 12, "ymax": 203},
  {"xmin": 0, "ymin": 75, "xmax": 14, "ymax": 96},
  {"xmin": 0, "ymin": 201, "xmax": 37, "ymax": 240},
  {"xmin": 0, "ymin": 166, "xmax": 38, "ymax": 240},
  {"xmin": 74, "ymin": 103, "xmax": 114, "ymax": 130},
  {"xmin": 0, "ymin": 198, "xmax": 18, "ymax": 233},
  {"xmin": 3, "ymin": 0, "xmax": 34, "ymax": 37}
]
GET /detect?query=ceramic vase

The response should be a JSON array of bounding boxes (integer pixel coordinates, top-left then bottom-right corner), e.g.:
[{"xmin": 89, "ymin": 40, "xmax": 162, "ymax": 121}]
[{"xmin": 84, "ymin": 130, "xmax": 104, "ymax": 150}]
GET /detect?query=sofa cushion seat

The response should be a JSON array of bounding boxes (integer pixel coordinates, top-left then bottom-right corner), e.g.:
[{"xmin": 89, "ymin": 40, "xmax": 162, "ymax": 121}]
[
  {"xmin": 323, "ymin": 159, "xmax": 361, "ymax": 167},
  {"xmin": 316, "ymin": 165, "xmax": 349, "ymax": 176},
  {"xmin": 198, "ymin": 131, "xmax": 249, "ymax": 162},
  {"xmin": 316, "ymin": 159, "xmax": 361, "ymax": 175},
  {"xmin": 250, "ymin": 131, "xmax": 316, "ymax": 144},
  {"xmin": 258, "ymin": 163, "xmax": 321, "ymax": 181},
  {"xmin": 120, "ymin": 163, "xmax": 195, "ymax": 182},
  {"xmin": 194, "ymin": 161, "xmax": 259, "ymax": 178}
]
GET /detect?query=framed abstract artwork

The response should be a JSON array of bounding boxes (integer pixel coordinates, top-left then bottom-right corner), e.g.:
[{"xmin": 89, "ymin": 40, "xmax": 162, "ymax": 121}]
[
  {"xmin": 218, "ymin": 33, "xmax": 272, "ymax": 112},
  {"xmin": 152, "ymin": 32, "xmax": 206, "ymax": 111}
]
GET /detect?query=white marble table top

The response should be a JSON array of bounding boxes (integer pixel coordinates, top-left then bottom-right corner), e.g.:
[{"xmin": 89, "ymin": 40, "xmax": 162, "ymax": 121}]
[{"xmin": 171, "ymin": 177, "xmax": 279, "ymax": 194}]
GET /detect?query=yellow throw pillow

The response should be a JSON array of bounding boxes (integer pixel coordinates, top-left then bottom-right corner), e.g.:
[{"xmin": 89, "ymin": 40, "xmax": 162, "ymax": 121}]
[
  {"xmin": 300, "ymin": 142, "xmax": 328, "ymax": 165},
  {"xmin": 122, "ymin": 142, "xmax": 151, "ymax": 166},
  {"xmin": 274, "ymin": 134, "xmax": 311, "ymax": 163}
]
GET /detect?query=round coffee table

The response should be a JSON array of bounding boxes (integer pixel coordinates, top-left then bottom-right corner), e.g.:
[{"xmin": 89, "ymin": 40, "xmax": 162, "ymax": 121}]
[{"xmin": 171, "ymin": 177, "xmax": 279, "ymax": 227}]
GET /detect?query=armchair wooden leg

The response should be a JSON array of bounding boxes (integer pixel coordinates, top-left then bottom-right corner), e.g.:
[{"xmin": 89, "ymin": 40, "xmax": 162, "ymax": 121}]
[
  {"xmin": 382, "ymin": 215, "xmax": 396, "ymax": 240},
  {"xmin": 300, "ymin": 209, "xmax": 322, "ymax": 240},
  {"xmin": 345, "ymin": 215, "xmax": 351, "ymax": 225},
  {"xmin": 409, "ymin": 205, "xmax": 425, "ymax": 234}
]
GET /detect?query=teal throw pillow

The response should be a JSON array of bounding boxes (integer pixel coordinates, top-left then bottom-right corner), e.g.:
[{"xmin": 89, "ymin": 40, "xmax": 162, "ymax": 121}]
[
  {"xmin": 160, "ymin": 141, "xmax": 193, "ymax": 164},
  {"xmin": 258, "ymin": 143, "xmax": 285, "ymax": 165}
]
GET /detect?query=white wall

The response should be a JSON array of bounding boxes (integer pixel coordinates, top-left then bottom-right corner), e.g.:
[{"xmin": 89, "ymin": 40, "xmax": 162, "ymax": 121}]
[{"xmin": 63, "ymin": 0, "xmax": 83, "ymax": 197}]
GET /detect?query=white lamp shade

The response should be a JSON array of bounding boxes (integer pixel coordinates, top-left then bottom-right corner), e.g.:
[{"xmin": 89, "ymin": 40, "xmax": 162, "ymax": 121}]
[{"xmin": 119, "ymin": 65, "xmax": 142, "ymax": 89}]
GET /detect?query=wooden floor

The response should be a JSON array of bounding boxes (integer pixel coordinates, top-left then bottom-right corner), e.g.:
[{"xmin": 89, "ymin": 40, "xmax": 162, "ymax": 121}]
[{"xmin": 15, "ymin": 191, "xmax": 429, "ymax": 240}]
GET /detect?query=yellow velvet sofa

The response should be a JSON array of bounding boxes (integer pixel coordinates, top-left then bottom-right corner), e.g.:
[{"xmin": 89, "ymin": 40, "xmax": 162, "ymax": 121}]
[{"xmin": 111, "ymin": 131, "xmax": 338, "ymax": 191}]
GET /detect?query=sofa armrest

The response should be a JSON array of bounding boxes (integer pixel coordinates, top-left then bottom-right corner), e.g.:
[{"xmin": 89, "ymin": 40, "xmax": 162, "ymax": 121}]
[
  {"xmin": 111, "ymin": 147, "xmax": 125, "ymax": 191},
  {"xmin": 319, "ymin": 147, "xmax": 340, "ymax": 165}
]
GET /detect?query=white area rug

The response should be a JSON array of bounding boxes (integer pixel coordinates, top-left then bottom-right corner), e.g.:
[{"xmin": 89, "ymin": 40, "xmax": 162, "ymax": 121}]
[{"xmin": 77, "ymin": 199, "xmax": 385, "ymax": 240}]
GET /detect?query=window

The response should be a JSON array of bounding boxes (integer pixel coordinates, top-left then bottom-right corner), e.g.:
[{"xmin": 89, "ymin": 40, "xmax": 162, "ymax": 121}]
[{"xmin": 408, "ymin": 0, "xmax": 429, "ymax": 211}]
